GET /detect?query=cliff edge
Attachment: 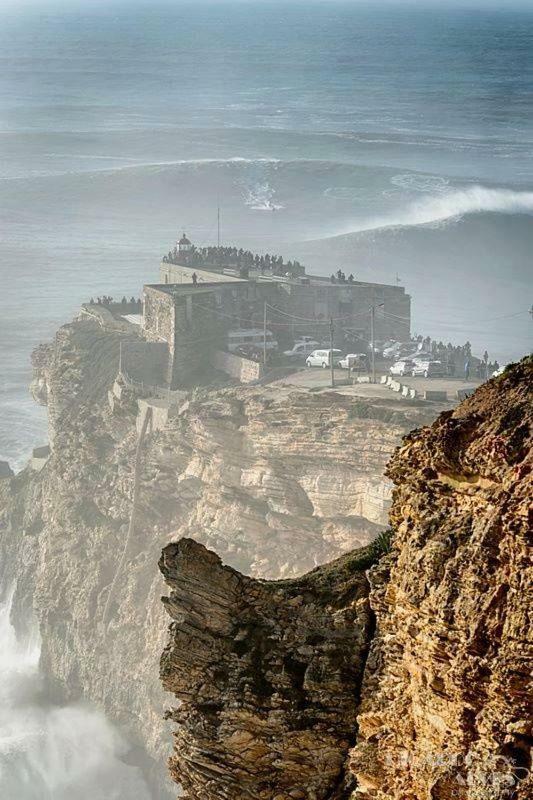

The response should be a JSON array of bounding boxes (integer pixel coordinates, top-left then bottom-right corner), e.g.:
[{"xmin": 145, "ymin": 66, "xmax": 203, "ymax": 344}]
[
  {"xmin": 0, "ymin": 316, "xmax": 433, "ymax": 797},
  {"xmin": 160, "ymin": 359, "xmax": 532, "ymax": 799},
  {"xmin": 351, "ymin": 357, "xmax": 532, "ymax": 799},
  {"xmin": 160, "ymin": 538, "xmax": 376, "ymax": 799}
]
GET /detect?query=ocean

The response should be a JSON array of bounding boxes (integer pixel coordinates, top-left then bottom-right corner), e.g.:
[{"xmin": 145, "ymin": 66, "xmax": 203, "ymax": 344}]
[
  {"xmin": 0, "ymin": 3, "xmax": 532, "ymax": 797},
  {"xmin": 1, "ymin": 0, "xmax": 532, "ymax": 470}
]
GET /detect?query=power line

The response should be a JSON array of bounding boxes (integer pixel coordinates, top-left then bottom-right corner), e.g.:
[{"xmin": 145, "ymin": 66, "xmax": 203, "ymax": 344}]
[{"xmin": 265, "ymin": 303, "xmax": 372, "ymax": 324}]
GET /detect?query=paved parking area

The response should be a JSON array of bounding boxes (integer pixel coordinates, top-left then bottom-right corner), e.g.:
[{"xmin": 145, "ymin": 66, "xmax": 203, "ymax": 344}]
[
  {"xmin": 396, "ymin": 374, "xmax": 482, "ymax": 398},
  {"xmin": 273, "ymin": 367, "xmax": 483, "ymax": 405}
]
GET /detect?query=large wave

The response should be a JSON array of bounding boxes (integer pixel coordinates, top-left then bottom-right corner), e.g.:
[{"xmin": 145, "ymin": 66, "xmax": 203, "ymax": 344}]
[{"xmin": 335, "ymin": 185, "xmax": 533, "ymax": 236}]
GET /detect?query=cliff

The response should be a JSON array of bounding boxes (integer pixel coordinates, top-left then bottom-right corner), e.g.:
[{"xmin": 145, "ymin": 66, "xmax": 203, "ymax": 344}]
[
  {"xmin": 160, "ymin": 359, "xmax": 532, "ymax": 799},
  {"xmin": 351, "ymin": 357, "xmax": 532, "ymax": 799},
  {"xmin": 0, "ymin": 316, "xmax": 432, "ymax": 795},
  {"xmin": 160, "ymin": 538, "xmax": 376, "ymax": 799}
]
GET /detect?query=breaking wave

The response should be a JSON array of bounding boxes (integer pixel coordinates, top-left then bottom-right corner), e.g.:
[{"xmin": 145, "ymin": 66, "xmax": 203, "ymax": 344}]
[{"xmin": 336, "ymin": 185, "xmax": 533, "ymax": 236}]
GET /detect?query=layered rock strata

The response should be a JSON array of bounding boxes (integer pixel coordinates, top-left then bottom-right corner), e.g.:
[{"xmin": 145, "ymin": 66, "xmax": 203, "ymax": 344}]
[
  {"xmin": 351, "ymin": 357, "xmax": 532, "ymax": 799},
  {"xmin": 1, "ymin": 316, "xmax": 433, "ymax": 796},
  {"xmin": 160, "ymin": 538, "xmax": 375, "ymax": 800},
  {"xmin": 160, "ymin": 359, "xmax": 532, "ymax": 800}
]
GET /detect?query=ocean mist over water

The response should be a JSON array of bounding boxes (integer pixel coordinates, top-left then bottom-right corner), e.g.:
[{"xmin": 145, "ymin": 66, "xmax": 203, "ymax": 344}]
[
  {"xmin": 0, "ymin": 3, "xmax": 531, "ymax": 798},
  {"xmin": 0, "ymin": 586, "xmax": 154, "ymax": 800},
  {"xmin": 1, "ymin": 1, "xmax": 533, "ymax": 468}
]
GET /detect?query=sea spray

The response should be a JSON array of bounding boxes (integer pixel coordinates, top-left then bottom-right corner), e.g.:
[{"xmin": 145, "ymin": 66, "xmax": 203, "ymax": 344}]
[
  {"xmin": 0, "ymin": 586, "xmax": 153, "ymax": 800},
  {"xmin": 334, "ymin": 186, "xmax": 533, "ymax": 236}
]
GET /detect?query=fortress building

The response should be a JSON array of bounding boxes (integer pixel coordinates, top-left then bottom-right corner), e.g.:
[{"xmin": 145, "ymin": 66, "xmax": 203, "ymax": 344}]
[{"xmin": 136, "ymin": 234, "xmax": 411, "ymax": 388}]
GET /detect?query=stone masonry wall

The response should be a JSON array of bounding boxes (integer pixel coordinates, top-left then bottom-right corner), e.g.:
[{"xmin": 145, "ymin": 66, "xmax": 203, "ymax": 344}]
[{"xmin": 211, "ymin": 350, "xmax": 264, "ymax": 383}]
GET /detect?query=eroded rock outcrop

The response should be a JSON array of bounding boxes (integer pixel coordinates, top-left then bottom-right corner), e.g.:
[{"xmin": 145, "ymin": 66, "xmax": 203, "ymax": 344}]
[
  {"xmin": 351, "ymin": 357, "xmax": 532, "ymax": 799},
  {"xmin": 160, "ymin": 538, "xmax": 375, "ymax": 800},
  {"xmin": 160, "ymin": 359, "xmax": 532, "ymax": 800},
  {"xmin": 1, "ymin": 316, "xmax": 433, "ymax": 797}
]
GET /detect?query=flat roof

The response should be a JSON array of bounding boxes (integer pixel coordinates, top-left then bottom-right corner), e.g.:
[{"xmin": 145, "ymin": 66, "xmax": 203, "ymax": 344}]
[
  {"xmin": 145, "ymin": 281, "xmax": 248, "ymax": 297},
  {"xmin": 161, "ymin": 262, "xmax": 245, "ymax": 283}
]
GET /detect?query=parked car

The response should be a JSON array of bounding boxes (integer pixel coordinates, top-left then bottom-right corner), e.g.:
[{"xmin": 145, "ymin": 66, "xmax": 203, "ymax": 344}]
[
  {"xmin": 338, "ymin": 353, "xmax": 368, "ymax": 370},
  {"xmin": 283, "ymin": 340, "xmax": 320, "ymax": 358},
  {"xmin": 389, "ymin": 359, "xmax": 415, "ymax": 377},
  {"xmin": 410, "ymin": 352, "xmax": 432, "ymax": 364},
  {"xmin": 294, "ymin": 335, "xmax": 318, "ymax": 344},
  {"xmin": 412, "ymin": 360, "xmax": 446, "ymax": 378},
  {"xmin": 227, "ymin": 328, "xmax": 278, "ymax": 353},
  {"xmin": 383, "ymin": 341, "xmax": 404, "ymax": 359},
  {"xmin": 234, "ymin": 345, "xmax": 263, "ymax": 362},
  {"xmin": 306, "ymin": 349, "xmax": 343, "ymax": 368}
]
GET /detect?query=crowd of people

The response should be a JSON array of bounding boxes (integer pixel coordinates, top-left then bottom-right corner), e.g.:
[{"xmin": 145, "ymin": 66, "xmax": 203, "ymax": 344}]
[
  {"xmin": 163, "ymin": 245, "xmax": 306, "ymax": 277},
  {"xmin": 413, "ymin": 336, "xmax": 500, "ymax": 377},
  {"xmin": 330, "ymin": 270, "xmax": 355, "ymax": 284},
  {"xmin": 89, "ymin": 296, "xmax": 141, "ymax": 306}
]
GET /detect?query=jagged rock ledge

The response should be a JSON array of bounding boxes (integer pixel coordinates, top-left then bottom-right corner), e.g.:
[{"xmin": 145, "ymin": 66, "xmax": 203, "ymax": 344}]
[
  {"xmin": 160, "ymin": 359, "xmax": 532, "ymax": 800},
  {"xmin": 160, "ymin": 538, "xmax": 377, "ymax": 800},
  {"xmin": 351, "ymin": 356, "xmax": 532, "ymax": 799}
]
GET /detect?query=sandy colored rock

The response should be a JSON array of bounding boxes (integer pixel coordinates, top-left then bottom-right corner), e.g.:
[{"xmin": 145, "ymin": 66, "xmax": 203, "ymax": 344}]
[
  {"xmin": 1, "ymin": 316, "xmax": 432, "ymax": 796},
  {"xmin": 160, "ymin": 538, "xmax": 375, "ymax": 800},
  {"xmin": 350, "ymin": 357, "xmax": 532, "ymax": 799}
]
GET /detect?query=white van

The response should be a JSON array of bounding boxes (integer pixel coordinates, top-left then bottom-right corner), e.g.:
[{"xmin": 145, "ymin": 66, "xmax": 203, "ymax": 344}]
[
  {"xmin": 283, "ymin": 340, "xmax": 320, "ymax": 358},
  {"xmin": 306, "ymin": 349, "xmax": 343, "ymax": 368},
  {"xmin": 227, "ymin": 328, "xmax": 278, "ymax": 352}
]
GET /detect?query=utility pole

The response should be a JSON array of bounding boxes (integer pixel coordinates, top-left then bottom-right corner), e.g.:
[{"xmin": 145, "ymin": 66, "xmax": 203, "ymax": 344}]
[
  {"xmin": 370, "ymin": 305, "xmax": 375, "ymax": 384},
  {"xmin": 329, "ymin": 317, "xmax": 335, "ymax": 389},
  {"xmin": 217, "ymin": 204, "xmax": 221, "ymax": 248},
  {"xmin": 370, "ymin": 302, "xmax": 385, "ymax": 384},
  {"xmin": 263, "ymin": 301, "xmax": 267, "ymax": 367}
]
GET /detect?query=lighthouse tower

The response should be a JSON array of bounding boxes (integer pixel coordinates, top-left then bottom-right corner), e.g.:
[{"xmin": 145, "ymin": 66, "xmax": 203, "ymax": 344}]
[{"xmin": 178, "ymin": 232, "xmax": 192, "ymax": 255}]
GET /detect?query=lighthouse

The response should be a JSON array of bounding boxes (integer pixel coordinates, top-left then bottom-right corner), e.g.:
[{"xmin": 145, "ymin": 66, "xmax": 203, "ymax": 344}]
[{"xmin": 178, "ymin": 232, "xmax": 192, "ymax": 255}]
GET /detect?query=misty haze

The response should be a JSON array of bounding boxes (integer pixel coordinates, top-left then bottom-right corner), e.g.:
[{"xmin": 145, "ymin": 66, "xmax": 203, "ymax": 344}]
[{"xmin": 0, "ymin": 2, "xmax": 531, "ymax": 800}]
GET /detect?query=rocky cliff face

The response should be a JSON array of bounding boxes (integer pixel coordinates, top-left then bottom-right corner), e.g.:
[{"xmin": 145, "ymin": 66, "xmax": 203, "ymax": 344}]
[
  {"xmin": 160, "ymin": 538, "xmax": 375, "ymax": 800},
  {"xmin": 351, "ymin": 357, "xmax": 532, "ymax": 800},
  {"xmin": 160, "ymin": 359, "xmax": 532, "ymax": 799},
  {"xmin": 0, "ymin": 316, "xmax": 432, "ymax": 796}
]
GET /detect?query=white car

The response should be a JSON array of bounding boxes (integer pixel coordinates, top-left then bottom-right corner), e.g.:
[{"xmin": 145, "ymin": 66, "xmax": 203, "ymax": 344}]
[
  {"xmin": 294, "ymin": 335, "xmax": 317, "ymax": 344},
  {"xmin": 389, "ymin": 359, "xmax": 415, "ymax": 377},
  {"xmin": 306, "ymin": 349, "xmax": 343, "ymax": 368},
  {"xmin": 383, "ymin": 342, "xmax": 402, "ymax": 359},
  {"xmin": 283, "ymin": 341, "xmax": 320, "ymax": 358},
  {"xmin": 412, "ymin": 360, "xmax": 446, "ymax": 378},
  {"xmin": 338, "ymin": 353, "xmax": 367, "ymax": 369},
  {"xmin": 409, "ymin": 353, "xmax": 432, "ymax": 364}
]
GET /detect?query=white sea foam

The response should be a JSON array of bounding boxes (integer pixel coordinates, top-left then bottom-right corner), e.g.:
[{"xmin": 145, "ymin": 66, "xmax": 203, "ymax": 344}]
[
  {"xmin": 243, "ymin": 181, "xmax": 285, "ymax": 211},
  {"xmin": 335, "ymin": 186, "xmax": 533, "ymax": 236},
  {"xmin": 0, "ymin": 585, "xmax": 153, "ymax": 800},
  {"xmin": 390, "ymin": 174, "xmax": 450, "ymax": 193}
]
